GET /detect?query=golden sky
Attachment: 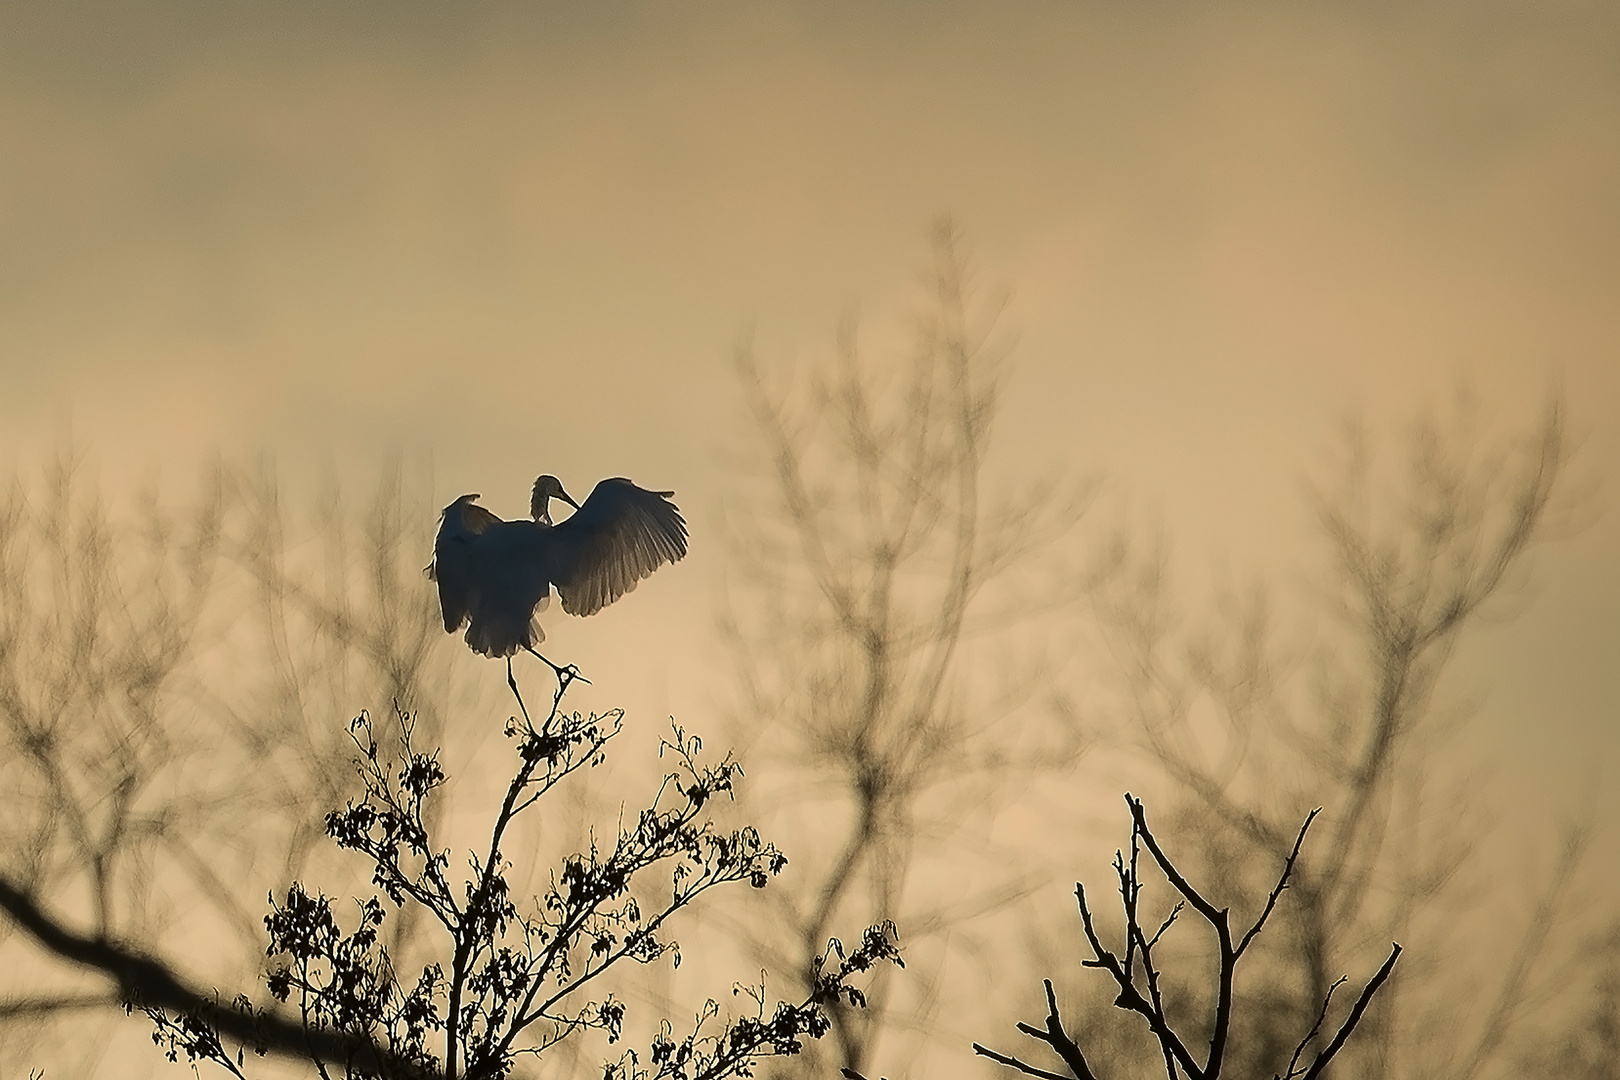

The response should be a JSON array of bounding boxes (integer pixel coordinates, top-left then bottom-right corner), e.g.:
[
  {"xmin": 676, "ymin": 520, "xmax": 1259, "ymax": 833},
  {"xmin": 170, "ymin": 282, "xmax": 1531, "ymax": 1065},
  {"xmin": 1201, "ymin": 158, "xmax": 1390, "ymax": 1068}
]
[{"xmin": 2, "ymin": 0, "xmax": 1617, "ymax": 874}]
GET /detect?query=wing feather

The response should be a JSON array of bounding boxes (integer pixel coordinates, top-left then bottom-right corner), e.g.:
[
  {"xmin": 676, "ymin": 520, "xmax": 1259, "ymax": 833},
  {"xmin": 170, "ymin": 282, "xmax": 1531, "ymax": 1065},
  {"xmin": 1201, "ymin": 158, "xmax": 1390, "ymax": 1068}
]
[
  {"xmin": 550, "ymin": 479, "xmax": 688, "ymax": 617},
  {"xmin": 460, "ymin": 501, "xmax": 501, "ymax": 534}
]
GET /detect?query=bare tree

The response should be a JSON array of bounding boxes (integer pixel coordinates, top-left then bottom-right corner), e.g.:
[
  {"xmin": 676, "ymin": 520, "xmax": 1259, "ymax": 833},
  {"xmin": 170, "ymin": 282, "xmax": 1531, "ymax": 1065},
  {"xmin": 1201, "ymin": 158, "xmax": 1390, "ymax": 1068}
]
[
  {"xmin": 974, "ymin": 796, "xmax": 1399, "ymax": 1080},
  {"xmin": 722, "ymin": 221, "xmax": 1094, "ymax": 1077},
  {"xmin": 6, "ymin": 675, "xmax": 901, "ymax": 1080},
  {"xmin": 0, "ymin": 453, "xmax": 482, "ymax": 1075},
  {"xmin": 0, "ymin": 448, "xmax": 225, "ymax": 1068},
  {"xmin": 1084, "ymin": 392, "xmax": 1584, "ymax": 1078},
  {"xmin": 222, "ymin": 460, "xmax": 456, "ymax": 885}
]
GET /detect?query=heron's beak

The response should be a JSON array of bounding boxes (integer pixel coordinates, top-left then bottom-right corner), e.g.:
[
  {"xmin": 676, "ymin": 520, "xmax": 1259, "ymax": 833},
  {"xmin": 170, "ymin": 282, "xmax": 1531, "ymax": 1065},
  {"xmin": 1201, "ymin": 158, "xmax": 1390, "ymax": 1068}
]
[{"xmin": 559, "ymin": 487, "xmax": 581, "ymax": 510}]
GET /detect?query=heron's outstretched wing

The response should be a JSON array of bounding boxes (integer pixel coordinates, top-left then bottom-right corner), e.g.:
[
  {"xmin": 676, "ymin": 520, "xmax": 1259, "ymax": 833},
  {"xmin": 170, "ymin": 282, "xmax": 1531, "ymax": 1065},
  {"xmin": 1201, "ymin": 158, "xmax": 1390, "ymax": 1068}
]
[{"xmin": 550, "ymin": 479, "xmax": 688, "ymax": 617}]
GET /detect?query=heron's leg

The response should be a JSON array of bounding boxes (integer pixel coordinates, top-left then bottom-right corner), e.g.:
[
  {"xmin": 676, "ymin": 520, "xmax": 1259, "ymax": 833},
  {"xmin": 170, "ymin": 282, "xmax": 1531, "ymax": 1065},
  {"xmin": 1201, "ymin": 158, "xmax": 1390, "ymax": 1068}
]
[
  {"xmin": 522, "ymin": 644, "xmax": 589, "ymax": 686},
  {"xmin": 506, "ymin": 656, "xmax": 532, "ymax": 727}
]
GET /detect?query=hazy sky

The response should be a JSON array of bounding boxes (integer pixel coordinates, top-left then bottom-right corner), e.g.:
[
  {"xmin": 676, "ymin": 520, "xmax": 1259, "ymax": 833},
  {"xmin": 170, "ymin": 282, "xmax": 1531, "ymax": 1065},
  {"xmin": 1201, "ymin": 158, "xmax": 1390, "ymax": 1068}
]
[{"xmin": 2, "ymin": 1, "xmax": 1617, "ymax": 865}]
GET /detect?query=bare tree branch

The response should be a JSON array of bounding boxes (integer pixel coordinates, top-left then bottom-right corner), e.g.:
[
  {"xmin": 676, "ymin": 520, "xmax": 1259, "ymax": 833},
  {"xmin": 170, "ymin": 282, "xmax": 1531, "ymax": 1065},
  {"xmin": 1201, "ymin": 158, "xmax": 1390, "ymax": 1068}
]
[
  {"xmin": 0, "ymin": 875, "xmax": 425, "ymax": 1076},
  {"xmin": 978, "ymin": 798, "xmax": 1398, "ymax": 1080},
  {"xmin": 1087, "ymin": 392, "xmax": 1578, "ymax": 1076}
]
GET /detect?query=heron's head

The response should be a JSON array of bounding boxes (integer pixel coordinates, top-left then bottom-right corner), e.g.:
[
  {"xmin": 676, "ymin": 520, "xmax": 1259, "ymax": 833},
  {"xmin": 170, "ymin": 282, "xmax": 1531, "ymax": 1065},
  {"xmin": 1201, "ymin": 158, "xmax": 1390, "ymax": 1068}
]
[{"xmin": 530, "ymin": 475, "xmax": 580, "ymax": 524}]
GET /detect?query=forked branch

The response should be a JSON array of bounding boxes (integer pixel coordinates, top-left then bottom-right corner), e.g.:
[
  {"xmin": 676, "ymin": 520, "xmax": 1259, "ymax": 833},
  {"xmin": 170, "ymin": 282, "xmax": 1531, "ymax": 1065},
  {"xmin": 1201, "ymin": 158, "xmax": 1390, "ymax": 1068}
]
[{"xmin": 974, "ymin": 796, "xmax": 1399, "ymax": 1080}]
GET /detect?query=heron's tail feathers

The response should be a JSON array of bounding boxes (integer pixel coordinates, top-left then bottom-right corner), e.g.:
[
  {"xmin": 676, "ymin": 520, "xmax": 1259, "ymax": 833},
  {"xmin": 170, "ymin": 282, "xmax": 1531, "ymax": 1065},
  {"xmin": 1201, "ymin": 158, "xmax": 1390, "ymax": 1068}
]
[{"xmin": 463, "ymin": 612, "xmax": 545, "ymax": 658}]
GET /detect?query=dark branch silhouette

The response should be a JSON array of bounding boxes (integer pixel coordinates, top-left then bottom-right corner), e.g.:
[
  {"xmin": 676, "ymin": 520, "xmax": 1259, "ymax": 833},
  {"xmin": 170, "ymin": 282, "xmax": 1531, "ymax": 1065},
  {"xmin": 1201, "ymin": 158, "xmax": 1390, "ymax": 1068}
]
[
  {"xmin": 0, "ymin": 875, "xmax": 425, "ymax": 1076},
  {"xmin": 974, "ymin": 796, "xmax": 1399, "ymax": 1080}
]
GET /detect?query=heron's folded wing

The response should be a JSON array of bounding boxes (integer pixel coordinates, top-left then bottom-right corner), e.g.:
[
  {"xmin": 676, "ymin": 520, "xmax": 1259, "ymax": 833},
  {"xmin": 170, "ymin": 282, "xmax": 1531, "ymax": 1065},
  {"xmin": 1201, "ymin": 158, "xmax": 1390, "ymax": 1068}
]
[
  {"xmin": 552, "ymin": 479, "xmax": 689, "ymax": 617},
  {"xmin": 430, "ymin": 496, "xmax": 505, "ymax": 631},
  {"xmin": 432, "ymin": 549, "xmax": 471, "ymax": 631},
  {"xmin": 459, "ymin": 501, "xmax": 502, "ymax": 534}
]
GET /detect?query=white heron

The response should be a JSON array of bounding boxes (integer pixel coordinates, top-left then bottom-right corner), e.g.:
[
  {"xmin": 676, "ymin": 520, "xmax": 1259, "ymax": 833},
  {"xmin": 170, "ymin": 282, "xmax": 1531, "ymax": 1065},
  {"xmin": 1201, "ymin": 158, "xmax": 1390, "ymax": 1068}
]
[{"xmin": 427, "ymin": 474, "xmax": 688, "ymax": 716}]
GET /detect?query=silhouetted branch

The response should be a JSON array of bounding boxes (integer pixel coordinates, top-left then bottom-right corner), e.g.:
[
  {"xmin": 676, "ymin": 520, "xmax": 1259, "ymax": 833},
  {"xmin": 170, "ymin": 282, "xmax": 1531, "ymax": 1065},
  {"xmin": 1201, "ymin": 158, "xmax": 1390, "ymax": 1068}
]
[
  {"xmin": 0, "ymin": 876, "xmax": 423, "ymax": 1076},
  {"xmin": 976, "ymin": 797, "xmax": 1398, "ymax": 1080},
  {"xmin": 1281, "ymin": 945, "xmax": 1401, "ymax": 1080},
  {"xmin": 1003, "ymin": 980, "xmax": 1098, "ymax": 1080},
  {"xmin": 971, "ymin": 1042, "xmax": 1074, "ymax": 1080}
]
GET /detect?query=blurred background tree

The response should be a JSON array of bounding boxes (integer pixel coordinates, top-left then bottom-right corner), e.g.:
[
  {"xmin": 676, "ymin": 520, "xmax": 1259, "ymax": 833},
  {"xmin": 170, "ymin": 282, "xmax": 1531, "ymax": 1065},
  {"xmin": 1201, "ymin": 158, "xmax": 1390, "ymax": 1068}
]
[
  {"xmin": 0, "ymin": 451, "xmax": 458, "ymax": 1074},
  {"xmin": 1042, "ymin": 391, "xmax": 1595, "ymax": 1079},
  {"xmin": 0, "ymin": 448, "xmax": 224, "ymax": 1074},
  {"xmin": 720, "ymin": 222, "xmax": 1097, "ymax": 1078},
  {"xmin": 1519, "ymin": 916, "xmax": 1620, "ymax": 1080}
]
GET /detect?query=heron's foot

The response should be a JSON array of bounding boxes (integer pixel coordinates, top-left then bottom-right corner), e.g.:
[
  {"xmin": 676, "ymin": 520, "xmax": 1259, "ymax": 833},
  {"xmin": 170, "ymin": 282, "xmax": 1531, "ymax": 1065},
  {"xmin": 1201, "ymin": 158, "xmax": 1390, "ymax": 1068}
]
[
  {"xmin": 523, "ymin": 646, "xmax": 590, "ymax": 686},
  {"xmin": 547, "ymin": 661, "xmax": 590, "ymax": 688}
]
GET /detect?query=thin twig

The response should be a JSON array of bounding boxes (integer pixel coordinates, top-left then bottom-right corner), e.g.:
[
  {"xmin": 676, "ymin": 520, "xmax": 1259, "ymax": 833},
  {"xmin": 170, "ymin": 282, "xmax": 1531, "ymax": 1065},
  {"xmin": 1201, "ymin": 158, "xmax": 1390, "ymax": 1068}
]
[
  {"xmin": 1279, "ymin": 976, "xmax": 1345, "ymax": 1080},
  {"xmin": 1237, "ymin": 808, "xmax": 1319, "ymax": 958},
  {"xmin": 1298, "ymin": 944, "xmax": 1403, "ymax": 1080}
]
